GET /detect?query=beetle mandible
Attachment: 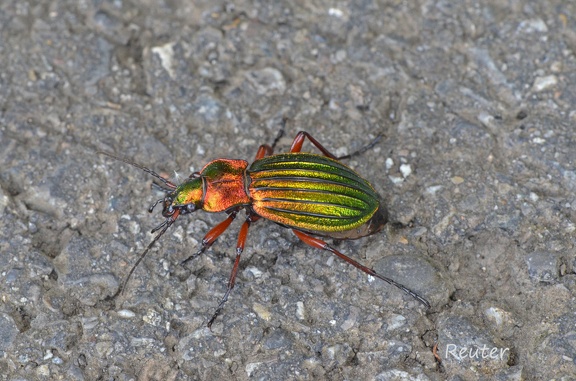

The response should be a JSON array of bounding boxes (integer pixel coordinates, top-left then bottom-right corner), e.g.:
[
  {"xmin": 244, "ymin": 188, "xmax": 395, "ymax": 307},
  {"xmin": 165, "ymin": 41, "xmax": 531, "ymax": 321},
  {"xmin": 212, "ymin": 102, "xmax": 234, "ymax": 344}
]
[{"xmin": 99, "ymin": 122, "xmax": 430, "ymax": 328}]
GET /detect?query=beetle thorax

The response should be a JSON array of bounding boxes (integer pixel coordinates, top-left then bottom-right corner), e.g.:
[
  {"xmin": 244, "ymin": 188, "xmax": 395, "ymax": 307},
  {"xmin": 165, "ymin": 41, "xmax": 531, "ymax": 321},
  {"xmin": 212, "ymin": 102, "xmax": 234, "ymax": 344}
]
[{"xmin": 197, "ymin": 159, "xmax": 250, "ymax": 213}]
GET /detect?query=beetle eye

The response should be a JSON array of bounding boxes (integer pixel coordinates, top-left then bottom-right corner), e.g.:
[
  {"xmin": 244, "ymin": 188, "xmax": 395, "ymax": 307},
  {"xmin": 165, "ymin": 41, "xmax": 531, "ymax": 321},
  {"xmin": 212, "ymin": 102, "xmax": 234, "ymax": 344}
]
[{"xmin": 186, "ymin": 204, "xmax": 196, "ymax": 213}]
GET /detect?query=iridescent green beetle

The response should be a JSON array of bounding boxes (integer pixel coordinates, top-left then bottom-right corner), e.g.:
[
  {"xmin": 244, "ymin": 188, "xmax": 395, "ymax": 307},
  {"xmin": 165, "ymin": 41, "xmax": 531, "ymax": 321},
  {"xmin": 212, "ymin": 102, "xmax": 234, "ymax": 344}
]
[{"xmin": 100, "ymin": 125, "xmax": 430, "ymax": 327}]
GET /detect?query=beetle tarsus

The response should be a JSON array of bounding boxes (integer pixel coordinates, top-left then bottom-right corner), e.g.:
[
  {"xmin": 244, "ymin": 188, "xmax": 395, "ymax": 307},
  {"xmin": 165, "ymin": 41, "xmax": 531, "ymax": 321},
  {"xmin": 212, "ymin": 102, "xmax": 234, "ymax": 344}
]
[
  {"xmin": 270, "ymin": 118, "xmax": 287, "ymax": 151},
  {"xmin": 292, "ymin": 229, "xmax": 430, "ymax": 309},
  {"xmin": 207, "ymin": 213, "xmax": 256, "ymax": 328},
  {"xmin": 336, "ymin": 133, "xmax": 384, "ymax": 160},
  {"xmin": 181, "ymin": 210, "xmax": 239, "ymax": 265}
]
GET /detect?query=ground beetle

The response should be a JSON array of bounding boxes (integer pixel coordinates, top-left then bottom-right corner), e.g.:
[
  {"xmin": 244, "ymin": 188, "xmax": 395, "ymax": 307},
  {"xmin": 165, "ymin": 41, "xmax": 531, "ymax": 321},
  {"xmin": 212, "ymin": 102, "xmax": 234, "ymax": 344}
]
[{"xmin": 99, "ymin": 122, "xmax": 430, "ymax": 328}]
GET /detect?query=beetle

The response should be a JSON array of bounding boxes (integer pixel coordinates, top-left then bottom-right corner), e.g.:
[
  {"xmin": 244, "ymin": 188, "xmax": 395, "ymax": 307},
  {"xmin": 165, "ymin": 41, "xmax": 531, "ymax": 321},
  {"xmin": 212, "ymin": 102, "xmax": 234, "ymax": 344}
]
[{"xmin": 99, "ymin": 123, "xmax": 430, "ymax": 327}]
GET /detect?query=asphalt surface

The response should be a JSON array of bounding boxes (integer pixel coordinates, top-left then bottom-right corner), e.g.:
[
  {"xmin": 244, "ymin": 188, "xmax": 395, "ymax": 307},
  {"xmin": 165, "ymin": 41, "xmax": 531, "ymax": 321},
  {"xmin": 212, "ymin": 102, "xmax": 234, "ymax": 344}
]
[{"xmin": 1, "ymin": 0, "xmax": 576, "ymax": 380}]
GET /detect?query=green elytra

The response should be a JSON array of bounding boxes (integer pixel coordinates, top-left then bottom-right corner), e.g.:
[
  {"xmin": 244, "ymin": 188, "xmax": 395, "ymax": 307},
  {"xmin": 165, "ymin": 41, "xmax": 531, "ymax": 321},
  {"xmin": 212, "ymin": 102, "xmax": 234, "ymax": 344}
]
[
  {"xmin": 248, "ymin": 153, "xmax": 387, "ymax": 238},
  {"xmin": 99, "ymin": 125, "xmax": 430, "ymax": 328}
]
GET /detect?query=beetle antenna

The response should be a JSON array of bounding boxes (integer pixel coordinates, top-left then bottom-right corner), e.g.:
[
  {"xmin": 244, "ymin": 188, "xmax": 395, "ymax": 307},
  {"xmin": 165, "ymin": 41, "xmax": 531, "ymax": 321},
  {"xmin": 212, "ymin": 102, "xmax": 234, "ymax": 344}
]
[
  {"xmin": 98, "ymin": 151, "xmax": 177, "ymax": 189},
  {"xmin": 151, "ymin": 182, "xmax": 175, "ymax": 193},
  {"xmin": 110, "ymin": 213, "xmax": 179, "ymax": 300}
]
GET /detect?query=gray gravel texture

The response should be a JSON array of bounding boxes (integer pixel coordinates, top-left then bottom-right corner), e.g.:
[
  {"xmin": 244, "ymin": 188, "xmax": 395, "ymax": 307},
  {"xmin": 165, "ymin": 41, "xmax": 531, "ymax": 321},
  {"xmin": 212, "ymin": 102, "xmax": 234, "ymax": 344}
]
[{"xmin": 1, "ymin": 0, "xmax": 575, "ymax": 380}]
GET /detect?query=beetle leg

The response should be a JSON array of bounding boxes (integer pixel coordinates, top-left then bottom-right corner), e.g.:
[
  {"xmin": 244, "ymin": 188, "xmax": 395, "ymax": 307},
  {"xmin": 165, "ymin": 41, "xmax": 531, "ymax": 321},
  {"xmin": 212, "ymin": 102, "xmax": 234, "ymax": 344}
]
[
  {"xmin": 207, "ymin": 213, "xmax": 261, "ymax": 328},
  {"xmin": 290, "ymin": 131, "xmax": 339, "ymax": 159},
  {"xmin": 292, "ymin": 229, "xmax": 431, "ymax": 308},
  {"xmin": 181, "ymin": 210, "xmax": 239, "ymax": 265},
  {"xmin": 290, "ymin": 131, "xmax": 383, "ymax": 160},
  {"xmin": 254, "ymin": 144, "xmax": 274, "ymax": 160}
]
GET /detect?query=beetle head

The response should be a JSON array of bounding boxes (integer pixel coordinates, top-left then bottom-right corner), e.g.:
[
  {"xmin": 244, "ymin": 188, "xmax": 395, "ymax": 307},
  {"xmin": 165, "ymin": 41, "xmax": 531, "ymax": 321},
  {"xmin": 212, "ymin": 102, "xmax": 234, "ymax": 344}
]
[{"xmin": 164, "ymin": 176, "xmax": 204, "ymax": 216}]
